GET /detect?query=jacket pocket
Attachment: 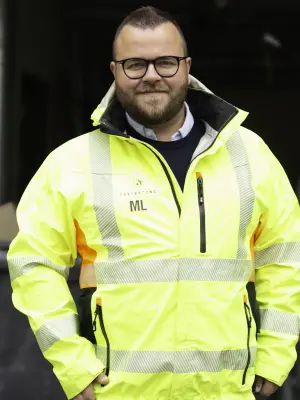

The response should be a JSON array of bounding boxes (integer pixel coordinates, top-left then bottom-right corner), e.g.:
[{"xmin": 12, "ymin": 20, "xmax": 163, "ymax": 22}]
[
  {"xmin": 93, "ymin": 297, "xmax": 111, "ymax": 377},
  {"xmin": 242, "ymin": 299, "xmax": 252, "ymax": 385},
  {"xmin": 197, "ymin": 174, "xmax": 206, "ymax": 253}
]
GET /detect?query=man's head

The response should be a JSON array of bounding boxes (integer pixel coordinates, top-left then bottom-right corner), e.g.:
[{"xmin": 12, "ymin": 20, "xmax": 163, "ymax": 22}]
[{"xmin": 110, "ymin": 6, "xmax": 191, "ymax": 127}]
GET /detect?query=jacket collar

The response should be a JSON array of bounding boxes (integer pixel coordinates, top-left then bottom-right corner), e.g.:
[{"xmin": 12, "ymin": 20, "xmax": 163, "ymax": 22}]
[{"xmin": 91, "ymin": 75, "xmax": 246, "ymax": 138}]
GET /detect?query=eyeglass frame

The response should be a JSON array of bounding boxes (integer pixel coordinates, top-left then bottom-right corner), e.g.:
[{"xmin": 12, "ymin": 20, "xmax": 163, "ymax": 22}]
[{"xmin": 112, "ymin": 56, "xmax": 189, "ymax": 79}]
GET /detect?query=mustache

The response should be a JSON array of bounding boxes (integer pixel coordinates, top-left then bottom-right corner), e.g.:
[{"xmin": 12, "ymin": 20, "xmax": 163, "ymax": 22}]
[{"xmin": 136, "ymin": 86, "xmax": 168, "ymax": 93}]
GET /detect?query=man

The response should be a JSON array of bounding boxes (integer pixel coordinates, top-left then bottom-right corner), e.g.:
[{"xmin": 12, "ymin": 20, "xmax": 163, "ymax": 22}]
[{"xmin": 7, "ymin": 6, "xmax": 300, "ymax": 400}]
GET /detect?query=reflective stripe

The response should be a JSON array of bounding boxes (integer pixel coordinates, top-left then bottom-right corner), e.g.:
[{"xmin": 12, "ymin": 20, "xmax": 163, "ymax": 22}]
[
  {"xmin": 89, "ymin": 131, "xmax": 124, "ymax": 260},
  {"xmin": 255, "ymin": 242, "xmax": 300, "ymax": 268},
  {"xmin": 95, "ymin": 346, "xmax": 256, "ymax": 374},
  {"xmin": 95, "ymin": 258, "xmax": 252, "ymax": 284},
  {"xmin": 8, "ymin": 256, "xmax": 69, "ymax": 282},
  {"xmin": 260, "ymin": 309, "xmax": 299, "ymax": 336},
  {"xmin": 36, "ymin": 314, "xmax": 79, "ymax": 353},
  {"xmin": 226, "ymin": 132, "xmax": 255, "ymax": 259}
]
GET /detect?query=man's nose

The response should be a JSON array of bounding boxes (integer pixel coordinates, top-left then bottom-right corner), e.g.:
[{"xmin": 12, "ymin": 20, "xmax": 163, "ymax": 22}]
[{"xmin": 142, "ymin": 62, "xmax": 162, "ymax": 81}]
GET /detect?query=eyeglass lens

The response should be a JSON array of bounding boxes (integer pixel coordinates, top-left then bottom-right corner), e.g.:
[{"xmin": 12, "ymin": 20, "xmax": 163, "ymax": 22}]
[{"xmin": 123, "ymin": 57, "xmax": 179, "ymax": 79}]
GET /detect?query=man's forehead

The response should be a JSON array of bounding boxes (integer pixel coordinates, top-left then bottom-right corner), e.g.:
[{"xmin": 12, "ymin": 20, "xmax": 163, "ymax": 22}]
[{"xmin": 114, "ymin": 23, "xmax": 183, "ymax": 59}]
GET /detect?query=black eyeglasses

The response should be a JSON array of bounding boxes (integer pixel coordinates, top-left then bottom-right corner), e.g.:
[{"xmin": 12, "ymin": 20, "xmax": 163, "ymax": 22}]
[{"xmin": 113, "ymin": 56, "xmax": 188, "ymax": 79}]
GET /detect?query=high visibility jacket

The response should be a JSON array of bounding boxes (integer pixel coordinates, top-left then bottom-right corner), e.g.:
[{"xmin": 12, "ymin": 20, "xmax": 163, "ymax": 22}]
[{"xmin": 8, "ymin": 75, "xmax": 300, "ymax": 400}]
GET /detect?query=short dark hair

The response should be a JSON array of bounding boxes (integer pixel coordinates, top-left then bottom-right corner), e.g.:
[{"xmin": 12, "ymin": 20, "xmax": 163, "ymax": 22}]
[{"xmin": 113, "ymin": 6, "xmax": 188, "ymax": 59}]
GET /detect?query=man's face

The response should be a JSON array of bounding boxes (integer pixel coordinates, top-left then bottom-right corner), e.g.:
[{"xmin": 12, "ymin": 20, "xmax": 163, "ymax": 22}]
[{"xmin": 110, "ymin": 23, "xmax": 191, "ymax": 127}]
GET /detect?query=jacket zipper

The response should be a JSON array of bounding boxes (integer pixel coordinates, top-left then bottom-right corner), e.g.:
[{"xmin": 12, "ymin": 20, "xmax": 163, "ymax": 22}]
[
  {"xmin": 197, "ymin": 176, "xmax": 206, "ymax": 253},
  {"xmin": 141, "ymin": 144, "xmax": 181, "ymax": 216},
  {"xmin": 242, "ymin": 301, "xmax": 252, "ymax": 385},
  {"xmin": 93, "ymin": 298, "xmax": 110, "ymax": 377}
]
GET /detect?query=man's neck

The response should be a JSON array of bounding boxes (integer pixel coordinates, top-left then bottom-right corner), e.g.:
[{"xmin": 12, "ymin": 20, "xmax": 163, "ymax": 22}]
[{"xmin": 151, "ymin": 105, "xmax": 186, "ymax": 142}]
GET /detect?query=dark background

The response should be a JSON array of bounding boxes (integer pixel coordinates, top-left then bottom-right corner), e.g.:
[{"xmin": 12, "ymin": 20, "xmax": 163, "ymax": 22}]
[
  {"xmin": 1, "ymin": 0, "xmax": 300, "ymax": 203},
  {"xmin": 0, "ymin": 0, "xmax": 299, "ymax": 399}
]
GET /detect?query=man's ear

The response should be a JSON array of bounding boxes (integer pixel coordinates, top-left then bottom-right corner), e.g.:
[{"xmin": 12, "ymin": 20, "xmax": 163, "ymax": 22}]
[
  {"xmin": 186, "ymin": 57, "xmax": 192, "ymax": 75},
  {"xmin": 110, "ymin": 61, "xmax": 116, "ymax": 77}
]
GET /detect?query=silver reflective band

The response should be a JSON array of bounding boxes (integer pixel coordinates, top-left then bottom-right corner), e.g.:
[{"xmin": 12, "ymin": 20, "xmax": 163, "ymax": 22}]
[
  {"xmin": 36, "ymin": 314, "xmax": 79, "ymax": 353},
  {"xmin": 255, "ymin": 242, "xmax": 300, "ymax": 268},
  {"xmin": 95, "ymin": 346, "xmax": 256, "ymax": 374},
  {"xmin": 95, "ymin": 258, "xmax": 252, "ymax": 285},
  {"xmin": 259, "ymin": 309, "xmax": 300, "ymax": 336},
  {"xmin": 226, "ymin": 132, "xmax": 255, "ymax": 259},
  {"xmin": 8, "ymin": 255, "xmax": 69, "ymax": 282},
  {"xmin": 90, "ymin": 131, "xmax": 124, "ymax": 260}
]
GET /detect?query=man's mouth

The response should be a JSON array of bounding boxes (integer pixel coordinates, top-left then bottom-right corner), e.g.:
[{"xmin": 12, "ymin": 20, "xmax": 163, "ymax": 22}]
[{"xmin": 137, "ymin": 91, "xmax": 167, "ymax": 94}]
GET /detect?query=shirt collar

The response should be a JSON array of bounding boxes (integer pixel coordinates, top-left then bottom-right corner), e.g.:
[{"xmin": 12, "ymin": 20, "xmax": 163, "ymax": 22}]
[{"xmin": 126, "ymin": 102, "xmax": 194, "ymax": 141}]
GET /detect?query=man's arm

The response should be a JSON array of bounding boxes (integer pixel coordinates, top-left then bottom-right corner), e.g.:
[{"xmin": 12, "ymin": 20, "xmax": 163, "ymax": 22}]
[
  {"xmin": 7, "ymin": 151, "xmax": 105, "ymax": 400},
  {"xmin": 253, "ymin": 138, "xmax": 300, "ymax": 387}
]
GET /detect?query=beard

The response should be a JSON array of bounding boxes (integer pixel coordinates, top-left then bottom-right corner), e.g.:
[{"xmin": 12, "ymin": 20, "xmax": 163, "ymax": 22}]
[{"xmin": 115, "ymin": 80, "xmax": 188, "ymax": 127}]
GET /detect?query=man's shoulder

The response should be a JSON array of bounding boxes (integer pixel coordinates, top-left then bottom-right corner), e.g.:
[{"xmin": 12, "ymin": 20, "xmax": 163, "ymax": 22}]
[
  {"xmin": 238, "ymin": 125, "xmax": 261, "ymax": 144},
  {"xmin": 237, "ymin": 125, "xmax": 278, "ymax": 171},
  {"xmin": 43, "ymin": 130, "xmax": 103, "ymax": 172},
  {"xmin": 51, "ymin": 129, "xmax": 107, "ymax": 159},
  {"xmin": 237, "ymin": 125, "xmax": 269, "ymax": 156},
  {"xmin": 53, "ymin": 130, "xmax": 96, "ymax": 156}
]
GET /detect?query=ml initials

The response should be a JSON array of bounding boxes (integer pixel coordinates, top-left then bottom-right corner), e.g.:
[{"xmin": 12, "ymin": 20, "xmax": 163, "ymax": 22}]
[{"xmin": 130, "ymin": 200, "xmax": 147, "ymax": 212}]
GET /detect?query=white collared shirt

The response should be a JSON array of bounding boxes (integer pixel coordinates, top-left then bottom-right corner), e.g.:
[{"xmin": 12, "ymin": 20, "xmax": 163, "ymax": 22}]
[{"xmin": 126, "ymin": 102, "xmax": 194, "ymax": 141}]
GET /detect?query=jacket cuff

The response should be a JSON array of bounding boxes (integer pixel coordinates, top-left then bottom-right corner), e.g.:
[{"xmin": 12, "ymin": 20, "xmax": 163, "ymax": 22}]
[
  {"xmin": 60, "ymin": 356, "xmax": 105, "ymax": 399},
  {"xmin": 255, "ymin": 357, "xmax": 288, "ymax": 387}
]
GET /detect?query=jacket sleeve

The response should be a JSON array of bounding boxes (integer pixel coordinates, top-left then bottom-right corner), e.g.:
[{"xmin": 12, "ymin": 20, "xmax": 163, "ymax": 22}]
[
  {"xmin": 253, "ymin": 138, "xmax": 300, "ymax": 386},
  {"xmin": 7, "ymin": 151, "xmax": 105, "ymax": 399}
]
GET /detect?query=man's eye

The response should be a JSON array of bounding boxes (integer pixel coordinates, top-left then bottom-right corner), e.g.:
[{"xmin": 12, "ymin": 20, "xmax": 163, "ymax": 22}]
[
  {"xmin": 126, "ymin": 62, "xmax": 145, "ymax": 70},
  {"xmin": 157, "ymin": 59, "xmax": 177, "ymax": 68}
]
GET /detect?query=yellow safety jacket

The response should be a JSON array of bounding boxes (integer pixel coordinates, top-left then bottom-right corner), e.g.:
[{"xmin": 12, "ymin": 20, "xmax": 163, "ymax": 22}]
[{"xmin": 7, "ymin": 76, "xmax": 300, "ymax": 400}]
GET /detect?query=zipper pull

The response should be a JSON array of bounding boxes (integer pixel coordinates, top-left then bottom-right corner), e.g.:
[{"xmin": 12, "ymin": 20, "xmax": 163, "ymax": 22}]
[
  {"xmin": 197, "ymin": 177, "xmax": 204, "ymax": 202},
  {"xmin": 93, "ymin": 297, "xmax": 103, "ymax": 332},
  {"xmin": 93, "ymin": 305, "xmax": 99, "ymax": 332},
  {"xmin": 244, "ymin": 302, "xmax": 252, "ymax": 328}
]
